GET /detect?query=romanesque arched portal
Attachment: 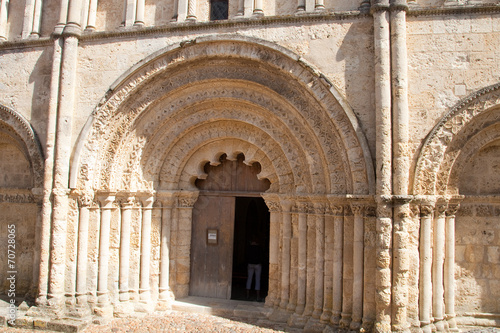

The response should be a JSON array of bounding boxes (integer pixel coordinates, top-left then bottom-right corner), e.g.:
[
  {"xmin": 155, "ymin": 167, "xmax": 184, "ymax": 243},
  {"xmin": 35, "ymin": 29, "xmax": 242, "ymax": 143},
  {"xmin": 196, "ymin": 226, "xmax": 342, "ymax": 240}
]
[{"xmin": 70, "ymin": 35, "xmax": 375, "ymax": 329}]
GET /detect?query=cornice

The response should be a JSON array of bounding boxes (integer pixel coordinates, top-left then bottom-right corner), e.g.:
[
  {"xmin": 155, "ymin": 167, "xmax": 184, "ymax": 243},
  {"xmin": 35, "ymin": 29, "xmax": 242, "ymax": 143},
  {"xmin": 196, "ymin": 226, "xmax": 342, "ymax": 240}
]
[{"xmin": 407, "ymin": 4, "xmax": 500, "ymax": 16}]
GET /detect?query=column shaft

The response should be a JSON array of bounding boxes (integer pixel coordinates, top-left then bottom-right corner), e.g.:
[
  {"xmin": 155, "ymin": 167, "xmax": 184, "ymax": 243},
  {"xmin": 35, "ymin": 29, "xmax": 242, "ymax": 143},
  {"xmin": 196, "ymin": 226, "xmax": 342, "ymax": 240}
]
[
  {"xmin": 86, "ymin": 0, "xmax": 98, "ymax": 30},
  {"xmin": 22, "ymin": 0, "xmax": 34, "ymax": 38},
  {"xmin": 375, "ymin": 199, "xmax": 392, "ymax": 333},
  {"xmin": 159, "ymin": 197, "xmax": 174, "ymax": 302},
  {"xmin": 351, "ymin": 205, "xmax": 365, "ymax": 329},
  {"xmin": 54, "ymin": 0, "xmax": 69, "ymax": 34},
  {"xmin": 296, "ymin": 204, "xmax": 307, "ymax": 314},
  {"xmin": 187, "ymin": 0, "xmax": 197, "ymax": 20},
  {"xmin": 31, "ymin": 0, "xmax": 43, "ymax": 36},
  {"xmin": 135, "ymin": 0, "xmax": 145, "ymax": 25},
  {"xmin": 97, "ymin": 195, "xmax": 115, "ymax": 308},
  {"xmin": 331, "ymin": 206, "xmax": 343, "ymax": 325},
  {"xmin": 297, "ymin": 0, "xmax": 305, "ymax": 12},
  {"xmin": 419, "ymin": 203, "xmax": 433, "ymax": 333},
  {"xmin": 139, "ymin": 197, "xmax": 154, "ymax": 304},
  {"xmin": 253, "ymin": 0, "xmax": 263, "ymax": 15},
  {"xmin": 0, "ymin": 0, "xmax": 9, "ymax": 40},
  {"xmin": 36, "ymin": 37, "xmax": 63, "ymax": 306},
  {"xmin": 445, "ymin": 203, "xmax": 459, "ymax": 331},
  {"xmin": 125, "ymin": 0, "xmax": 136, "ymax": 26},
  {"xmin": 303, "ymin": 212, "xmax": 316, "ymax": 316},
  {"xmin": 315, "ymin": 0, "xmax": 324, "ymax": 10},
  {"xmin": 433, "ymin": 202, "xmax": 447, "ymax": 331},
  {"xmin": 119, "ymin": 197, "xmax": 133, "ymax": 302},
  {"xmin": 280, "ymin": 200, "xmax": 292, "ymax": 309},
  {"xmin": 76, "ymin": 195, "xmax": 92, "ymax": 307},
  {"xmin": 47, "ymin": 34, "xmax": 79, "ymax": 311},
  {"xmin": 313, "ymin": 203, "xmax": 325, "ymax": 319}
]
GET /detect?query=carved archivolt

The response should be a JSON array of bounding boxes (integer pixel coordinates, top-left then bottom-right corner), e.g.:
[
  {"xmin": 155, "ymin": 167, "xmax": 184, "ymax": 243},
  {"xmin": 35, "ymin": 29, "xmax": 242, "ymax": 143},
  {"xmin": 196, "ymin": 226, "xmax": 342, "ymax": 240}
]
[
  {"xmin": 0, "ymin": 104, "xmax": 44, "ymax": 189},
  {"xmin": 73, "ymin": 35, "xmax": 374, "ymax": 196},
  {"xmin": 414, "ymin": 83, "xmax": 500, "ymax": 195}
]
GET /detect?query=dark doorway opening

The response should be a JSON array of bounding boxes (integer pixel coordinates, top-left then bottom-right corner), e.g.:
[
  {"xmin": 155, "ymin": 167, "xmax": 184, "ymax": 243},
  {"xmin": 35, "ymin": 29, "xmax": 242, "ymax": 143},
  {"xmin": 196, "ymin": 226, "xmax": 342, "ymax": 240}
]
[{"xmin": 231, "ymin": 197, "xmax": 270, "ymax": 301}]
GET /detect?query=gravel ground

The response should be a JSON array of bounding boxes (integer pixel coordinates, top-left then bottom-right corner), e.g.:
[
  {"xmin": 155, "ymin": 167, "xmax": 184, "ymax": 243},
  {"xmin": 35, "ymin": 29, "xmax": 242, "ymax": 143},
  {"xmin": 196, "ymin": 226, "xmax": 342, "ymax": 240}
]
[{"xmin": 0, "ymin": 310, "xmax": 299, "ymax": 333}]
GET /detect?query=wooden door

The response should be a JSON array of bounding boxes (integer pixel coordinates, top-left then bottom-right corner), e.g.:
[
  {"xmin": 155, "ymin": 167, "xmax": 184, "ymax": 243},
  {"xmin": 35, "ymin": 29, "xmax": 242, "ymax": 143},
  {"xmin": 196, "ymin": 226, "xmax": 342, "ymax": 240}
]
[{"xmin": 190, "ymin": 195, "xmax": 235, "ymax": 299}]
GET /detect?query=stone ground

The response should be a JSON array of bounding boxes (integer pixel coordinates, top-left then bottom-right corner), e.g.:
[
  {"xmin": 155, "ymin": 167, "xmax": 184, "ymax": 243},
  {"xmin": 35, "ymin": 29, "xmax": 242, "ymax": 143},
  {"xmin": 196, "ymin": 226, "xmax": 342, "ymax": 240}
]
[{"xmin": 0, "ymin": 310, "xmax": 301, "ymax": 332}]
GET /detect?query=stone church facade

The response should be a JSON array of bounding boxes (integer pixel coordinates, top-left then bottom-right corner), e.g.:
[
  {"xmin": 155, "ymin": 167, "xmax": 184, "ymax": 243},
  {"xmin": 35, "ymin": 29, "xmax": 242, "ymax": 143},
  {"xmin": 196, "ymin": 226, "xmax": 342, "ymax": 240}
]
[{"xmin": 0, "ymin": 0, "xmax": 499, "ymax": 331}]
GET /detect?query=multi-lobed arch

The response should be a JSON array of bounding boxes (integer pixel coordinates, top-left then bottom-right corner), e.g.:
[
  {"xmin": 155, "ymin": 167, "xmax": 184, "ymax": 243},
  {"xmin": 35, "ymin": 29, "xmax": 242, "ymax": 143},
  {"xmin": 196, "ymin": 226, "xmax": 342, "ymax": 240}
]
[
  {"xmin": 72, "ymin": 35, "xmax": 374, "ymax": 196},
  {"xmin": 0, "ymin": 104, "xmax": 44, "ymax": 190},
  {"xmin": 414, "ymin": 82, "xmax": 500, "ymax": 196}
]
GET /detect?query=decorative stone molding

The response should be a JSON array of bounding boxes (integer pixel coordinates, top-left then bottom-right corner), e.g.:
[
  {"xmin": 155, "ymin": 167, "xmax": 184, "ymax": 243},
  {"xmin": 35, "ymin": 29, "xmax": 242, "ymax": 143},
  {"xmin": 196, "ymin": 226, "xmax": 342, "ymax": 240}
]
[
  {"xmin": 0, "ymin": 104, "xmax": 44, "ymax": 189},
  {"xmin": 73, "ymin": 36, "xmax": 374, "ymax": 197},
  {"xmin": 414, "ymin": 83, "xmax": 500, "ymax": 195}
]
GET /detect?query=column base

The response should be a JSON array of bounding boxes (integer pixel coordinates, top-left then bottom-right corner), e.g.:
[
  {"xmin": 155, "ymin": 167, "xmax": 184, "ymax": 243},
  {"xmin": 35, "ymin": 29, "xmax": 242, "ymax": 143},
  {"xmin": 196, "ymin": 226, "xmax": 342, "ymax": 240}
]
[
  {"xmin": 268, "ymin": 308, "xmax": 291, "ymax": 323},
  {"xmin": 304, "ymin": 317, "xmax": 326, "ymax": 332},
  {"xmin": 320, "ymin": 309, "xmax": 332, "ymax": 323},
  {"xmin": 114, "ymin": 301, "xmax": 135, "ymax": 317},
  {"xmin": 135, "ymin": 300, "xmax": 155, "ymax": 313},
  {"xmin": 93, "ymin": 304, "xmax": 114, "ymax": 318},
  {"xmin": 340, "ymin": 312, "xmax": 352, "ymax": 329},
  {"xmin": 330, "ymin": 311, "xmax": 341, "ymax": 326},
  {"xmin": 287, "ymin": 312, "xmax": 308, "ymax": 328},
  {"xmin": 350, "ymin": 319, "xmax": 362, "ymax": 331}
]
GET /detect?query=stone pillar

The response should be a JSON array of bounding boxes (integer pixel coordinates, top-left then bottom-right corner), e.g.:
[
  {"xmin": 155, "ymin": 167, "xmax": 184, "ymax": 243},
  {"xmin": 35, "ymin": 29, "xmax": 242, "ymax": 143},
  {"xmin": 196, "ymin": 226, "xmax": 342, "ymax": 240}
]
[
  {"xmin": 392, "ymin": 197, "xmax": 411, "ymax": 332},
  {"xmin": 116, "ymin": 195, "xmax": 134, "ymax": 313},
  {"xmin": 35, "ymin": 37, "xmax": 63, "ymax": 307},
  {"xmin": 135, "ymin": 0, "xmax": 145, "ymax": 25},
  {"xmin": 95, "ymin": 194, "xmax": 115, "ymax": 317},
  {"xmin": 54, "ymin": 0, "xmax": 69, "ymax": 34},
  {"xmin": 47, "ymin": 30, "xmax": 80, "ymax": 314},
  {"xmin": 253, "ymin": 0, "xmax": 263, "ymax": 15},
  {"xmin": 391, "ymin": 0, "xmax": 410, "ymax": 330},
  {"xmin": 125, "ymin": 0, "xmax": 136, "ymax": 26},
  {"xmin": 330, "ymin": 204, "xmax": 344, "ymax": 326},
  {"xmin": 175, "ymin": 191, "xmax": 198, "ymax": 297},
  {"xmin": 187, "ymin": 0, "xmax": 197, "ymax": 21},
  {"xmin": 433, "ymin": 200, "xmax": 447, "ymax": 331},
  {"xmin": 30, "ymin": 197, "xmax": 43, "ymax": 299},
  {"xmin": 263, "ymin": 194, "xmax": 281, "ymax": 307},
  {"xmin": 296, "ymin": 200, "xmax": 308, "ymax": 314},
  {"xmin": 315, "ymin": 0, "xmax": 324, "ymax": 10},
  {"xmin": 445, "ymin": 200, "xmax": 460, "ymax": 332},
  {"xmin": 75, "ymin": 192, "xmax": 93, "ymax": 314},
  {"xmin": 22, "ymin": 0, "xmax": 43, "ymax": 38},
  {"xmin": 313, "ymin": 201, "xmax": 325, "ymax": 319},
  {"xmin": 351, "ymin": 203, "xmax": 365, "ymax": 330},
  {"xmin": 65, "ymin": 0, "xmax": 84, "ymax": 34},
  {"xmin": 375, "ymin": 197, "xmax": 392, "ymax": 333},
  {"xmin": 280, "ymin": 199, "xmax": 293, "ymax": 309},
  {"xmin": 0, "ymin": 0, "xmax": 8, "ymax": 40},
  {"xmin": 138, "ymin": 195, "xmax": 155, "ymax": 311},
  {"xmin": 158, "ymin": 192, "xmax": 176, "ymax": 308},
  {"xmin": 320, "ymin": 205, "xmax": 334, "ymax": 324},
  {"xmin": 362, "ymin": 205, "xmax": 377, "ymax": 331},
  {"xmin": 296, "ymin": 0, "xmax": 305, "ymax": 12},
  {"xmin": 85, "ymin": 0, "xmax": 98, "ymax": 31},
  {"xmin": 419, "ymin": 199, "xmax": 434, "ymax": 333},
  {"xmin": 304, "ymin": 207, "xmax": 316, "ymax": 318}
]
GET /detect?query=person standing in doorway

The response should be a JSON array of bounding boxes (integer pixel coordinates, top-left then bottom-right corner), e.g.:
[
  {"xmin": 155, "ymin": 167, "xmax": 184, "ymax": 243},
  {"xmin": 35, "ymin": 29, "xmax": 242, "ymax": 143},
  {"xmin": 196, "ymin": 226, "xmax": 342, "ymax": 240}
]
[{"xmin": 246, "ymin": 236, "xmax": 263, "ymax": 301}]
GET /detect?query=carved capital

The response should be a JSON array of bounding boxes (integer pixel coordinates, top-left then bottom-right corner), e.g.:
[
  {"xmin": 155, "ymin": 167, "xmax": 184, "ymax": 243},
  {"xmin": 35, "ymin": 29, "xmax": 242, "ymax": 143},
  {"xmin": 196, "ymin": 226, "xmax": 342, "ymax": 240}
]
[
  {"xmin": 435, "ymin": 200, "xmax": 448, "ymax": 217},
  {"xmin": 77, "ymin": 191, "xmax": 94, "ymax": 208},
  {"xmin": 262, "ymin": 193, "xmax": 281, "ymax": 212},
  {"xmin": 177, "ymin": 191, "xmax": 199, "ymax": 208},
  {"xmin": 446, "ymin": 203, "xmax": 460, "ymax": 217}
]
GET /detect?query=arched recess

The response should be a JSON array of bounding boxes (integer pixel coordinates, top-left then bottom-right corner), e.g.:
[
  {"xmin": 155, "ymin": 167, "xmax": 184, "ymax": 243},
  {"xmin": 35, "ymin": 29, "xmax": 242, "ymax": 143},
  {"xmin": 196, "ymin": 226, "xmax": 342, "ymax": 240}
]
[
  {"xmin": 69, "ymin": 35, "xmax": 375, "ymax": 305},
  {"xmin": 0, "ymin": 104, "xmax": 44, "ymax": 190},
  {"xmin": 413, "ymin": 83, "xmax": 500, "ymax": 326},
  {"xmin": 0, "ymin": 104, "xmax": 44, "ymax": 297},
  {"xmin": 72, "ymin": 35, "xmax": 374, "ymax": 196}
]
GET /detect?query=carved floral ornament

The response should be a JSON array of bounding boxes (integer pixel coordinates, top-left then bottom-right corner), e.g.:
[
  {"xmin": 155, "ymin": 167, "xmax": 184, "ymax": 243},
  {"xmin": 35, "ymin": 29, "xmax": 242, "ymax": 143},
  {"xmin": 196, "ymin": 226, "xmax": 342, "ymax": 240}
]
[
  {"xmin": 0, "ymin": 104, "xmax": 44, "ymax": 189},
  {"xmin": 73, "ymin": 35, "xmax": 374, "ymax": 197},
  {"xmin": 414, "ymin": 82, "xmax": 500, "ymax": 195}
]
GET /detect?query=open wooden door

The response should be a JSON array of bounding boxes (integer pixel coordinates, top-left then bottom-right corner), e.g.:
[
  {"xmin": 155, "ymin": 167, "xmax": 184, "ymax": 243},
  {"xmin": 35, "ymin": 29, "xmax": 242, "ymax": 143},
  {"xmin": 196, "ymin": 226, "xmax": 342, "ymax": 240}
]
[{"xmin": 190, "ymin": 195, "xmax": 235, "ymax": 299}]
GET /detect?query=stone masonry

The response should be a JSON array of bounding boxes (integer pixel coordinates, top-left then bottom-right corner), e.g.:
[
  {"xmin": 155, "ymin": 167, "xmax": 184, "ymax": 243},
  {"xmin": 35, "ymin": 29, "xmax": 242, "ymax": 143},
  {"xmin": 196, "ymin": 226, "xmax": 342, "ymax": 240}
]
[{"xmin": 0, "ymin": 0, "xmax": 500, "ymax": 332}]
